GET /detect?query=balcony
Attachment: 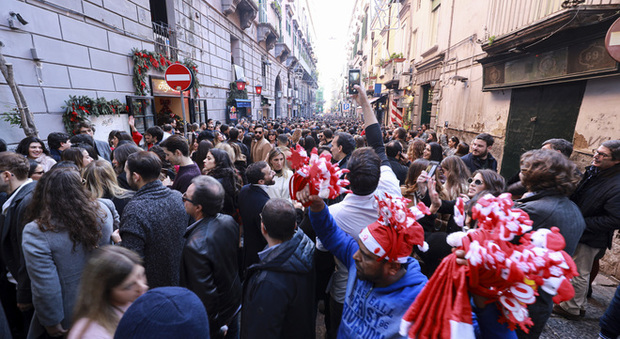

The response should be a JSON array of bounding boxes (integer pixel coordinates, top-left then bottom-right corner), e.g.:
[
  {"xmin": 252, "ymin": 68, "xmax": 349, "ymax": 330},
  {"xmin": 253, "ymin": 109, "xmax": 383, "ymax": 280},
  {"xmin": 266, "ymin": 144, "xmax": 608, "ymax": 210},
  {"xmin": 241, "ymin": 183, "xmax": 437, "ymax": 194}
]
[
  {"xmin": 383, "ymin": 60, "xmax": 405, "ymax": 90},
  {"xmin": 153, "ymin": 21, "xmax": 178, "ymax": 61},
  {"xmin": 486, "ymin": 0, "xmax": 619, "ymax": 39},
  {"xmin": 275, "ymin": 42, "xmax": 290, "ymax": 62},
  {"xmin": 257, "ymin": 1, "xmax": 280, "ymax": 50},
  {"xmin": 222, "ymin": 0, "xmax": 258, "ymax": 29}
]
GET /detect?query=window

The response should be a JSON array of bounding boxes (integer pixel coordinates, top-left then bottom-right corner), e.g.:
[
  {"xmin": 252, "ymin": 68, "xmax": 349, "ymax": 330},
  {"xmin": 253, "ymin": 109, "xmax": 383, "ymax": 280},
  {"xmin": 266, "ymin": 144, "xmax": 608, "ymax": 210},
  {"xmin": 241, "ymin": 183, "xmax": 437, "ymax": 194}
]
[
  {"xmin": 126, "ymin": 96, "xmax": 155, "ymax": 134},
  {"xmin": 429, "ymin": 0, "xmax": 441, "ymax": 46},
  {"xmin": 286, "ymin": 19, "xmax": 291, "ymax": 35}
]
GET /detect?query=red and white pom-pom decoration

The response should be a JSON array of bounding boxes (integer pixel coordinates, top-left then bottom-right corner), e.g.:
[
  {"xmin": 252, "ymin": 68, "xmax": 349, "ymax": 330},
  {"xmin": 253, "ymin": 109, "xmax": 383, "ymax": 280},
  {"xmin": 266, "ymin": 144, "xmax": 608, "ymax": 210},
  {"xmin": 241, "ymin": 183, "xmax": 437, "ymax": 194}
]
[
  {"xmin": 287, "ymin": 146, "xmax": 351, "ymax": 206},
  {"xmin": 401, "ymin": 193, "xmax": 579, "ymax": 338}
]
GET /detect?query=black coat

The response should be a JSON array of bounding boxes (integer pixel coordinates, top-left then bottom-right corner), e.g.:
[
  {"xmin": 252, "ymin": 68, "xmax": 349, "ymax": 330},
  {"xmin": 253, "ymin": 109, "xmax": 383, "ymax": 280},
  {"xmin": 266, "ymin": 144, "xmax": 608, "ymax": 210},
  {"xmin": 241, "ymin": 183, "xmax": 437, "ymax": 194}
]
[
  {"xmin": 0, "ymin": 181, "xmax": 36, "ymax": 303},
  {"xmin": 241, "ymin": 229, "xmax": 315, "ymax": 339},
  {"xmin": 388, "ymin": 156, "xmax": 409, "ymax": 185},
  {"xmin": 461, "ymin": 153, "xmax": 498, "ymax": 173},
  {"xmin": 571, "ymin": 164, "xmax": 620, "ymax": 249},
  {"xmin": 180, "ymin": 214, "xmax": 241, "ymax": 335},
  {"xmin": 238, "ymin": 184, "xmax": 270, "ymax": 273}
]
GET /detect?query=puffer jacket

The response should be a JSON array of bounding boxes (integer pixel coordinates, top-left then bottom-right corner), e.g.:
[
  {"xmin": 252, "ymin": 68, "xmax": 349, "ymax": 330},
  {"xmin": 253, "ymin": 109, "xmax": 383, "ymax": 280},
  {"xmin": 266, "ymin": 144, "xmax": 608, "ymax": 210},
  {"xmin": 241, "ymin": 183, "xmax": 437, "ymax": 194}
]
[
  {"xmin": 180, "ymin": 213, "xmax": 242, "ymax": 336},
  {"xmin": 241, "ymin": 229, "xmax": 315, "ymax": 339}
]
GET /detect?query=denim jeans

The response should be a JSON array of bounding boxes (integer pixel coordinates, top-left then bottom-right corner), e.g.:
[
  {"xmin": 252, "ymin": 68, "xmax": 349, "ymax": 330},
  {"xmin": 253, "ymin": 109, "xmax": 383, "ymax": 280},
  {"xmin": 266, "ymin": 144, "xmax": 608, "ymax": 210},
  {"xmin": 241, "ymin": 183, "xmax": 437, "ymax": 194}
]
[{"xmin": 599, "ymin": 284, "xmax": 620, "ymax": 339}]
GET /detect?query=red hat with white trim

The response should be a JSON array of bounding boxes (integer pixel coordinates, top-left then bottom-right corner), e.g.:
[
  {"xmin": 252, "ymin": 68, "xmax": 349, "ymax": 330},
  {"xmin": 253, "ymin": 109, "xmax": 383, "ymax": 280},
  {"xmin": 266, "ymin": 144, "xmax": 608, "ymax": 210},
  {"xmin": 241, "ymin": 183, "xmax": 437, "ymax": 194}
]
[{"xmin": 358, "ymin": 194, "xmax": 429, "ymax": 263}]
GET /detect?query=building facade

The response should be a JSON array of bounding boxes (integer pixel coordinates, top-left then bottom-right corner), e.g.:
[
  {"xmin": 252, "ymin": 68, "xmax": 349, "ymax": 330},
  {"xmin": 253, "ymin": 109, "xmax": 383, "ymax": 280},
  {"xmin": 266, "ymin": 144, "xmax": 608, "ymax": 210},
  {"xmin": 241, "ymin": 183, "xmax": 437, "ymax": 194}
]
[
  {"xmin": 0, "ymin": 0, "xmax": 318, "ymax": 144},
  {"xmin": 342, "ymin": 0, "xmax": 620, "ymax": 278},
  {"xmin": 343, "ymin": 0, "xmax": 620, "ymax": 174}
]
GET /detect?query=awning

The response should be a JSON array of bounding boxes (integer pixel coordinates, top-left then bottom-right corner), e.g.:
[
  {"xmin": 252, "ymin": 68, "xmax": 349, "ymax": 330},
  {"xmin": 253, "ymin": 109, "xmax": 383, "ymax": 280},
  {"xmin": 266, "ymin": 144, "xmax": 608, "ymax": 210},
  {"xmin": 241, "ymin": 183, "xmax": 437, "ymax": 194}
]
[
  {"xmin": 235, "ymin": 99, "xmax": 251, "ymax": 108},
  {"xmin": 368, "ymin": 94, "xmax": 387, "ymax": 104}
]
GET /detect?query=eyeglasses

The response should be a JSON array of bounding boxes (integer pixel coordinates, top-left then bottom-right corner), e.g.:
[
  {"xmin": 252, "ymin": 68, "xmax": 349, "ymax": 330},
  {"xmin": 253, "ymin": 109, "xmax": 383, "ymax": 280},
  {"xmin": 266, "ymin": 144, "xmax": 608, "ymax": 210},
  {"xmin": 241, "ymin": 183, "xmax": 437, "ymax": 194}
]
[
  {"xmin": 182, "ymin": 192, "xmax": 196, "ymax": 204},
  {"xmin": 467, "ymin": 178, "xmax": 483, "ymax": 186},
  {"xmin": 592, "ymin": 149, "xmax": 612, "ymax": 158}
]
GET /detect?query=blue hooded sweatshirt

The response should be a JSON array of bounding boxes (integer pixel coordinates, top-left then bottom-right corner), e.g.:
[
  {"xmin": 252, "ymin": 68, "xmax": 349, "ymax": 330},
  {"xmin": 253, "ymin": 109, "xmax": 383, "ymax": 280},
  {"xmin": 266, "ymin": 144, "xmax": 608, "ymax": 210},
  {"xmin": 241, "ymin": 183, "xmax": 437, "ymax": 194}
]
[{"xmin": 310, "ymin": 204, "xmax": 427, "ymax": 339}]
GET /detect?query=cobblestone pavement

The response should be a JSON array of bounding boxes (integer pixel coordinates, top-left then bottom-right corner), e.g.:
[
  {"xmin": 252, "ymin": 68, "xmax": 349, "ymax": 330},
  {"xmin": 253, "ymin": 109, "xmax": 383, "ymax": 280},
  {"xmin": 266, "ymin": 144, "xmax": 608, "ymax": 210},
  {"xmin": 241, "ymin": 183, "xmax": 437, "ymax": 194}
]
[
  {"xmin": 316, "ymin": 275, "xmax": 620, "ymax": 338},
  {"xmin": 542, "ymin": 274, "xmax": 619, "ymax": 339}
]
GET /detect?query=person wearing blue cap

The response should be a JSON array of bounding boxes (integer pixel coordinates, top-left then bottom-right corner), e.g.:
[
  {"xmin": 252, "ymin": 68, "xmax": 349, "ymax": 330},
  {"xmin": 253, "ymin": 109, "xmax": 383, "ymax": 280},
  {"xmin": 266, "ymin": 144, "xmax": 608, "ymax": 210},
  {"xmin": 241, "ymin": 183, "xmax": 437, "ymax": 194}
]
[{"xmin": 114, "ymin": 287, "xmax": 209, "ymax": 339}]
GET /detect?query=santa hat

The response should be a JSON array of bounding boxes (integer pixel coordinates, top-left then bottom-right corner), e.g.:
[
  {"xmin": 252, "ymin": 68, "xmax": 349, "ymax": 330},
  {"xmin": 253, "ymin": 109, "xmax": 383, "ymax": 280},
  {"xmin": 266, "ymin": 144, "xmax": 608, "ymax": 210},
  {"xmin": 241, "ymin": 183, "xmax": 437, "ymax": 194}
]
[
  {"xmin": 531, "ymin": 227, "xmax": 566, "ymax": 251},
  {"xmin": 359, "ymin": 194, "xmax": 429, "ymax": 263}
]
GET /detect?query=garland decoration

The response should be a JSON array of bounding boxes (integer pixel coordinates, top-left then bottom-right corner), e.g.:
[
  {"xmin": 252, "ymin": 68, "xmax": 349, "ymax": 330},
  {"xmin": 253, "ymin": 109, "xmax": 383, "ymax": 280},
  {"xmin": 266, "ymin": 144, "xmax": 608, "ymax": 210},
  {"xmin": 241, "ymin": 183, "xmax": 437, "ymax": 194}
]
[
  {"xmin": 62, "ymin": 95, "xmax": 128, "ymax": 135},
  {"xmin": 287, "ymin": 145, "xmax": 351, "ymax": 206},
  {"xmin": 131, "ymin": 48, "xmax": 201, "ymax": 98}
]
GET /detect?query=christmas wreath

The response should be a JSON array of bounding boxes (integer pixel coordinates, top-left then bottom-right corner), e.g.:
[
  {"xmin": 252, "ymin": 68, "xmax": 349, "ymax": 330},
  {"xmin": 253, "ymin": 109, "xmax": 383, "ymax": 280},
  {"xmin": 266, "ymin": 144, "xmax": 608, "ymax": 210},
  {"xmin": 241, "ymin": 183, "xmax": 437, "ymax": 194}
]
[
  {"xmin": 62, "ymin": 96, "xmax": 128, "ymax": 135},
  {"xmin": 131, "ymin": 48, "xmax": 201, "ymax": 98}
]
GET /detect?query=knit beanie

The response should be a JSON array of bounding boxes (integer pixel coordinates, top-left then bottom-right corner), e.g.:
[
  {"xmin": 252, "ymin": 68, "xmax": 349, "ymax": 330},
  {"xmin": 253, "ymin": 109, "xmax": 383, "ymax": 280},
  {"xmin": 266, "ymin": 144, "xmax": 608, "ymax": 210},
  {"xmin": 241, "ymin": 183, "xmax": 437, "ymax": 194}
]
[{"xmin": 114, "ymin": 287, "xmax": 210, "ymax": 339}]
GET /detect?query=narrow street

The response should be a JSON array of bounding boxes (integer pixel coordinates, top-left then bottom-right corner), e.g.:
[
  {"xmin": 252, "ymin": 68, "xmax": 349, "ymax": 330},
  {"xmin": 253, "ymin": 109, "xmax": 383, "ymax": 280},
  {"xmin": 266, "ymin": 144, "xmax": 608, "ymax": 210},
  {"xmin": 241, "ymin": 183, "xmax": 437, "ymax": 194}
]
[{"xmin": 543, "ymin": 275, "xmax": 619, "ymax": 339}]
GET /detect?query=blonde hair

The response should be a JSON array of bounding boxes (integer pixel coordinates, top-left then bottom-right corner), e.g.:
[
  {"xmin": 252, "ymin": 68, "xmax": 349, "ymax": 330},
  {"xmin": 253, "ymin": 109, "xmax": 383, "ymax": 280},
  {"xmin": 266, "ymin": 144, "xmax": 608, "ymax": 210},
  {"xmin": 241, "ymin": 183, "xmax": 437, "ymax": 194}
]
[
  {"xmin": 290, "ymin": 129, "xmax": 302, "ymax": 144},
  {"xmin": 72, "ymin": 246, "xmax": 143, "ymax": 336},
  {"xmin": 83, "ymin": 160, "xmax": 132, "ymax": 200},
  {"xmin": 215, "ymin": 142, "xmax": 235, "ymax": 164}
]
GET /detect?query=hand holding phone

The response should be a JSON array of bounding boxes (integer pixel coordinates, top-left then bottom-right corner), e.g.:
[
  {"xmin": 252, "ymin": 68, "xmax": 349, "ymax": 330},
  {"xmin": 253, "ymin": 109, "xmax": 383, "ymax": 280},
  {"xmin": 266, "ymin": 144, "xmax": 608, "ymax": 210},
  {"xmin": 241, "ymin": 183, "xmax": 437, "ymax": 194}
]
[{"xmin": 348, "ymin": 69, "xmax": 361, "ymax": 94}]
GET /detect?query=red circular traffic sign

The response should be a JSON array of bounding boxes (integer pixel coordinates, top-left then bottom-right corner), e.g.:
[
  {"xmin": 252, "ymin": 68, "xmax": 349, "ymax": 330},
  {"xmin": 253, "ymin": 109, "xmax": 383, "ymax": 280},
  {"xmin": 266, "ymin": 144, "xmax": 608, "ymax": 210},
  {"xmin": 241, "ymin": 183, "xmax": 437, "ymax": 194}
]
[
  {"xmin": 165, "ymin": 64, "xmax": 194, "ymax": 91},
  {"xmin": 605, "ymin": 17, "xmax": 620, "ymax": 63}
]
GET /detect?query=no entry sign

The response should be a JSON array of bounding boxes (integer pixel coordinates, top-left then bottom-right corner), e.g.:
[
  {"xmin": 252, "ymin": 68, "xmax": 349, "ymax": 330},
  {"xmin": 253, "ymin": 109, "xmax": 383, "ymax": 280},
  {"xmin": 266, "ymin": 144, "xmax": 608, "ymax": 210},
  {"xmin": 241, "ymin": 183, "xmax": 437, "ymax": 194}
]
[{"xmin": 165, "ymin": 64, "xmax": 194, "ymax": 91}]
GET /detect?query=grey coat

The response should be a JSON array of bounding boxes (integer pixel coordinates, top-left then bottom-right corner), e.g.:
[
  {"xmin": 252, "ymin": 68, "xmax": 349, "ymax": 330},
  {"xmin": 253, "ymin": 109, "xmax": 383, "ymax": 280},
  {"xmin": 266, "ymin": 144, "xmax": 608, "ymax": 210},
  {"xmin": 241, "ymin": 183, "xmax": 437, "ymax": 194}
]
[{"xmin": 22, "ymin": 199, "xmax": 114, "ymax": 338}]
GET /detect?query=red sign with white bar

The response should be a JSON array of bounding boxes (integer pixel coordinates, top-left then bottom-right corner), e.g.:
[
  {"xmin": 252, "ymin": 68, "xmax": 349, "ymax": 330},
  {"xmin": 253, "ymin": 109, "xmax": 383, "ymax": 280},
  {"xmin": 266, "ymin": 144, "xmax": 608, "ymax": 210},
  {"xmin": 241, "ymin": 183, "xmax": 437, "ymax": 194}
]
[{"xmin": 164, "ymin": 64, "xmax": 194, "ymax": 91}]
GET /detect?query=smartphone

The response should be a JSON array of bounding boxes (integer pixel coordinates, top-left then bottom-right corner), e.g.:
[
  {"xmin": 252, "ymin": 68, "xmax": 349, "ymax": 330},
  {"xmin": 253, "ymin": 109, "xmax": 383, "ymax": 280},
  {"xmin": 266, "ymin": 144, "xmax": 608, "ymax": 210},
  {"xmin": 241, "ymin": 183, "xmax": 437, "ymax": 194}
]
[
  {"xmin": 426, "ymin": 161, "xmax": 440, "ymax": 177},
  {"xmin": 348, "ymin": 69, "xmax": 361, "ymax": 94}
]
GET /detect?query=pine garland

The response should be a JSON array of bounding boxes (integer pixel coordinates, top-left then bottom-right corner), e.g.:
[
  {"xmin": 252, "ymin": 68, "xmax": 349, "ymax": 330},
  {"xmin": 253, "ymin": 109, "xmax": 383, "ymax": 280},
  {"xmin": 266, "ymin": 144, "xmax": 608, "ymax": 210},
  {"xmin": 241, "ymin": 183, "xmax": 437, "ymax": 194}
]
[
  {"xmin": 131, "ymin": 48, "xmax": 201, "ymax": 98},
  {"xmin": 62, "ymin": 96, "xmax": 128, "ymax": 135}
]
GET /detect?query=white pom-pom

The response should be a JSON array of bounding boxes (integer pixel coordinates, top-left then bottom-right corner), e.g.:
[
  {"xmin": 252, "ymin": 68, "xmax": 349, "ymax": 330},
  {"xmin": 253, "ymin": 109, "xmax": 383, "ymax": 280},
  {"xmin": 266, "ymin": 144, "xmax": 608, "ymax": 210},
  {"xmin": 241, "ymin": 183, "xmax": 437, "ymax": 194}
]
[
  {"xmin": 417, "ymin": 241, "xmax": 429, "ymax": 252},
  {"xmin": 399, "ymin": 319, "xmax": 412, "ymax": 336},
  {"xmin": 446, "ymin": 232, "xmax": 467, "ymax": 247}
]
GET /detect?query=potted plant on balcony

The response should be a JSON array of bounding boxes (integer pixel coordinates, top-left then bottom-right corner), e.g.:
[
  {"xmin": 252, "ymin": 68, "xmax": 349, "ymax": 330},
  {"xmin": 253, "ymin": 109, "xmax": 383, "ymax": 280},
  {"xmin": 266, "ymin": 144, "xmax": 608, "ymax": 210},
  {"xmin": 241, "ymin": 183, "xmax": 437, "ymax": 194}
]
[
  {"xmin": 271, "ymin": 1, "xmax": 282, "ymax": 20},
  {"xmin": 379, "ymin": 58, "xmax": 391, "ymax": 68},
  {"xmin": 390, "ymin": 53, "xmax": 406, "ymax": 62}
]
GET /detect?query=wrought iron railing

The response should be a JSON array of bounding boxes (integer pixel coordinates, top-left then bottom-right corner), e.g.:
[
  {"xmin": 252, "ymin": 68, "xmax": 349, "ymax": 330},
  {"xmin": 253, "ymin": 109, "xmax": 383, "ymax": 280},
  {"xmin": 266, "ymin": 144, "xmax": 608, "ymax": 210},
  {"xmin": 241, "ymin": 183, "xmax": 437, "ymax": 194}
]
[{"xmin": 152, "ymin": 21, "xmax": 178, "ymax": 61}]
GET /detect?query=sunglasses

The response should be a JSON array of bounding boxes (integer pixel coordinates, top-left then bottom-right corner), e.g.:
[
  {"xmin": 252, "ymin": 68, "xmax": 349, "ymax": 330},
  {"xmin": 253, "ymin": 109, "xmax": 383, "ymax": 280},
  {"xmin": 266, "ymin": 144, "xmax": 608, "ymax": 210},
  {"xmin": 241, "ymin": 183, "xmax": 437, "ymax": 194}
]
[
  {"xmin": 467, "ymin": 178, "xmax": 483, "ymax": 186},
  {"xmin": 182, "ymin": 192, "xmax": 196, "ymax": 204}
]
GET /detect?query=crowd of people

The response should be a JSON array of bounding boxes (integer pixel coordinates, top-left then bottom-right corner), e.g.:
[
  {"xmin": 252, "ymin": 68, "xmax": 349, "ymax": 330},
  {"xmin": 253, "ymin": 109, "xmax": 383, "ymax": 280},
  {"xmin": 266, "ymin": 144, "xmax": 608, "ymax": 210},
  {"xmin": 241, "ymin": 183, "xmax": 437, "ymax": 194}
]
[{"xmin": 0, "ymin": 85, "xmax": 619, "ymax": 339}]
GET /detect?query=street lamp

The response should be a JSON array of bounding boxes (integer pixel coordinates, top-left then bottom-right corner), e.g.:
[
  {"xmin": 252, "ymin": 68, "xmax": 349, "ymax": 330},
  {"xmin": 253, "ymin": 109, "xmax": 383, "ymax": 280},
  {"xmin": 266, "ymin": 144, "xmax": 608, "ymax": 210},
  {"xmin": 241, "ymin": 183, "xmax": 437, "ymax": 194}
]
[
  {"xmin": 236, "ymin": 78, "xmax": 246, "ymax": 91},
  {"xmin": 255, "ymin": 85, "xmax": 263, "ymax": 95}
]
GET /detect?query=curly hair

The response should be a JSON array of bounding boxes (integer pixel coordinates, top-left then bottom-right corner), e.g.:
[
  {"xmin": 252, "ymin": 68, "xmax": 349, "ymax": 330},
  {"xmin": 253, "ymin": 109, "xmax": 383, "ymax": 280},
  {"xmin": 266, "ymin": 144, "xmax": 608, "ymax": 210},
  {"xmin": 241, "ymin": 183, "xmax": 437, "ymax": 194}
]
[
  {"xmin": 26, "ymin": 168, "xmax": 104, "ymax": 251},
  {"xmin": 520, "ymin": 149, "xmax": 580, "ymax": 196},
  {"xmin": 407, "ymin": 138, "xmax": 426, "ymax": 161}
]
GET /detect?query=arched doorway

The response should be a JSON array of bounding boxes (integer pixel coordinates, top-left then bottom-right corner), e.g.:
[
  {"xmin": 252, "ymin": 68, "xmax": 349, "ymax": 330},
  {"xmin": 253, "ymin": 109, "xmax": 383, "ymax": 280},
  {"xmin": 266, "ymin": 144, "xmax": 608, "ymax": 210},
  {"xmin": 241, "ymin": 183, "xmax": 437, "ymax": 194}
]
[{"xmin": 275, "ymin": 75, "xmax": 282, "ymax": 118}]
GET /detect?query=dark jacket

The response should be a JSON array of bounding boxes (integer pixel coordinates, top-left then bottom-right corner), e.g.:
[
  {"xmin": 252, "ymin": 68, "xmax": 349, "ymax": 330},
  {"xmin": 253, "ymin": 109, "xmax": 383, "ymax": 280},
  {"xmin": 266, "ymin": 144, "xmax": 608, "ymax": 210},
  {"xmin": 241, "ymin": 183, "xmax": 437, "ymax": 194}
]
[
  {"xmin": 238, "ymin": 184, "xmax": 270, "ymax": 273},
  {"xmin": 241, "ymin": 229, "xmax": 315, "ymax": 339},
  {"xmin": 571, "ymin": 164, "xmax": 620, "ymax": 249},
  {"xmin": 94, "ymin": 139, "xmax": 112, "ymax": 162},
  {"xmin": 461, "ymin": 152, "xmax": 498, "ymax": 173},
  {"xmin": 0, "ymin": 181, "xmax": 36, "ymax": 303},
  {"xmin": 120, "ymin": 180, "xmax": 189, "ymax": 287},
  {"xmin": 516, "ymin": 190, "xmax": 586, "ymax": 256},
  {"xmin": 180, "ymin": 214, "xmax": 242, "ymax": 336},
  {"xmin": 515, "ymin": 190, "xmax": 587, "ymax": 338},
  {"xmin": 388, "ymin": 156, "xmax": 409, "ymax": 185}
]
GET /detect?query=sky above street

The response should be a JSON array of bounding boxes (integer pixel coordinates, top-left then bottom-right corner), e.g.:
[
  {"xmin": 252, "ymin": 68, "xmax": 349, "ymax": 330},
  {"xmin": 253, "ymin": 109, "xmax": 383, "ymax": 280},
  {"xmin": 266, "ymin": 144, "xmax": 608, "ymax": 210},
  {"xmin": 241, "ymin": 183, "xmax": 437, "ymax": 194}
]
[{"xmin": 309, "ymin": 0, "xmax": 356, "ymax": 108}]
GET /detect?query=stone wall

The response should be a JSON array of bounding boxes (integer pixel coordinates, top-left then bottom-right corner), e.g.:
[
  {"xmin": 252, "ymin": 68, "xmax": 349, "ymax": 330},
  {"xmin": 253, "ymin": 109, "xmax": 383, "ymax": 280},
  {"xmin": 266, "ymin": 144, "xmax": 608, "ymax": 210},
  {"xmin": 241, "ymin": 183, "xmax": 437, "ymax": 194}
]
[{"xmin": 600, "ymin": 232, "xmax": 620, "ymax": 280}]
